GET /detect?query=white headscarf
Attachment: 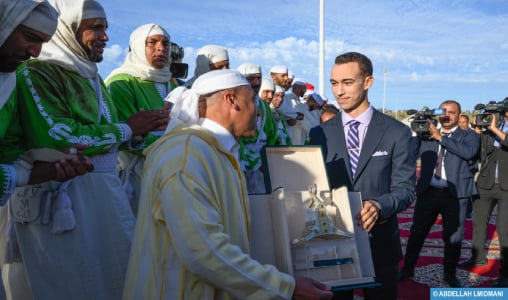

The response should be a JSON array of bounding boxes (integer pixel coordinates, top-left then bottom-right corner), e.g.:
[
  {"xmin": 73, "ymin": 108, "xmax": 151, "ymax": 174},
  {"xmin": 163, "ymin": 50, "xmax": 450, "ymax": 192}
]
[
  {"xmin": 236, "ymin": 62, "xmax": 261, "ymax": 76},
  {"xmin": 0, "ymin": 0, "xmax": 58, "ymax": 108},
  {"xmin": 165, "ymin": 69, "xmax": 249, "ymax": 133},
  {"xmin": 106, "ymin": 23, "xmax": 172, "ymax": 83},
  {"xmin": 39, "ymin": 0, "xmax": 107, "ymax": 79},
  {"xmin": 184, "ymin": 44, "xmax": 229, "ymax": 87}
]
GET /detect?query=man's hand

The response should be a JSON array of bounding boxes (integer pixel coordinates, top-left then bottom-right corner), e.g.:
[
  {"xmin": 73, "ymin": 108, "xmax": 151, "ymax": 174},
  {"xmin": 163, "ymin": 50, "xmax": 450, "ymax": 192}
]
[
  {"xmin": 126, "ymin": 109, "xmax": 169, "ymax": 136},
  {"xmin": 486, "ymin": 114, "xmax": 507, "ymax": 142},
  {"xmin": 292, "ymin": 276, "xmax": 333, "ymax": 300},
  {"xmin": 357, "ymin": 200, "xmax": 380, "ymax": 232},
  {"xmin": 29, "ymin": 155, "xmax": 94, "ymax": 184},
  {"xmin": 427, "ymin": 121, "xmax": 442, "ymax": 141}
]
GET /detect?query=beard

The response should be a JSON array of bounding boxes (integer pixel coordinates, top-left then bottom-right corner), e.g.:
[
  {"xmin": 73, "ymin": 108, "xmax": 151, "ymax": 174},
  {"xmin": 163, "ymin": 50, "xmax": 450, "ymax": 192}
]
[{"xmin": 83, "ymin": 43, "xmax": 105, "ymax": 63}]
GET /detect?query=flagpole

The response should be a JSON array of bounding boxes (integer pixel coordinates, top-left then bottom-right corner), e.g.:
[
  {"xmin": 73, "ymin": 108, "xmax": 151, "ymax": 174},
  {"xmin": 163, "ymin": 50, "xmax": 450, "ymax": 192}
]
[{"xmin": 319, "ymin": 0, "xmax": 325, "ymax": 97}]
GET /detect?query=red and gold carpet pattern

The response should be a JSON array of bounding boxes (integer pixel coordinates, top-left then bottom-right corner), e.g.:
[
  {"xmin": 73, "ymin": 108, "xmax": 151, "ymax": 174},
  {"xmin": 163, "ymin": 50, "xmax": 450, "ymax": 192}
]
[{"xmin": 396, "ymin": 205, "xmax": 500, "ymax": 300}]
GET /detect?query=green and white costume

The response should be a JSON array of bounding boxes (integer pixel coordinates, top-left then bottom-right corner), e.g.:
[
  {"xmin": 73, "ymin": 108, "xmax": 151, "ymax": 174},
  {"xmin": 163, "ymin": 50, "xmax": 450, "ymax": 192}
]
[
  {"xmin": 106, "ymin": 23, "xmax": 174, "ymax": 215},
  {"xmin": 8, "ymin": 1, "xmax": 135, "ymax": 299}
]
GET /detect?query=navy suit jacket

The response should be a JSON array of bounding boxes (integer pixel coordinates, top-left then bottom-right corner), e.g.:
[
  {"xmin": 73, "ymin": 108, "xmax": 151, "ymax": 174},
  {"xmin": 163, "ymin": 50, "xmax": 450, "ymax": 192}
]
[
  {"xmin": 415, "ymin": 128, "xmax": 480, "ymax": 198},
  {"xmin": 309, "ymin": 109, "xmax": 416, "ymax": 267},
  {"xmin": 477, "ymin": 128, "xmax": 508, "ymax": 190}
]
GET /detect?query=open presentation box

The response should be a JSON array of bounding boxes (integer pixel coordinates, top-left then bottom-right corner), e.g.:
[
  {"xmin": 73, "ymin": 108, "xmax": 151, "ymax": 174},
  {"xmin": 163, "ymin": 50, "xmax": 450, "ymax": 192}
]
[{"xmin": 249, "ymin": 146, "xmax": 377, "ymax": 291}]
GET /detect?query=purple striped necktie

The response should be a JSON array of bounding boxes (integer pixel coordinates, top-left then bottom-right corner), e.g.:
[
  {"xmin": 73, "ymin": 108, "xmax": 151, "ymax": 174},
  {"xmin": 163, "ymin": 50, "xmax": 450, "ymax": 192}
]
[{"xmin": 347, "ymin": 120, "xmax": 361, "ymax": 178}]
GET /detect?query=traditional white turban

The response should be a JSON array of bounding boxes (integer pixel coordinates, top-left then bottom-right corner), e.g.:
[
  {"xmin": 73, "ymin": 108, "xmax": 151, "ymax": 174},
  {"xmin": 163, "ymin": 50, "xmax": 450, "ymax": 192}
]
[
  {"xmin": 184, "ymin": 44, "xmax": 229, "ymax": 87},
  {"xmin": 81, "ymin": 0, "xmax": 106, "ymax": 20},
  {"xmin": 20, "ymin": 1, "xmax": 58, "ymax": 38},
  {"xmin": 259, "ymin": 78, "xmax": 274, "ymax": 92},
  {"xmin": 237, "ymin": 62, "xmax": 261, "ymax": 76},
  {"xmin": 0, "ymin": 0, "xmax": 58, "ymax": 108},
  {"xmin": 194, "ymin": 44, "xmax": 228, "ymax": 76},
  {"xmin": 106, "ymin": 23, "xmax": 171, "ymax": 83},
  {"xmin": 269, "ymin": 65, "xmax": 288, "ymax": 74},
  {"xmin": 165, "ymin": 69, "xmax": 249, "ymax": 133}
]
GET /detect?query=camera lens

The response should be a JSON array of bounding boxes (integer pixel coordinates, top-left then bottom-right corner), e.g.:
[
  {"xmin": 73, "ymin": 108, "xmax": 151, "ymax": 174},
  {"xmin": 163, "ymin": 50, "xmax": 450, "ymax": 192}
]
[{"xmin": 481, "ymin": 115, "xmax": 492, "ymax": 124}]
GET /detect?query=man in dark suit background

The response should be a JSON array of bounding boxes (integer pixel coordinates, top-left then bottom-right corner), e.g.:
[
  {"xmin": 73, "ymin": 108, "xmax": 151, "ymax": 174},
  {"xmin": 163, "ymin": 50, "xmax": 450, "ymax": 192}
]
[
  {"xmin": 399, "ymin": 100, "xmax": 480, "ymax": 287},
  {"xmin": 459, "ymin": 103, "xmax": 508, "ymax": 287},
  {"xmin": 309, "ymin": 52, "xmax": 416, "ymax": 300}
]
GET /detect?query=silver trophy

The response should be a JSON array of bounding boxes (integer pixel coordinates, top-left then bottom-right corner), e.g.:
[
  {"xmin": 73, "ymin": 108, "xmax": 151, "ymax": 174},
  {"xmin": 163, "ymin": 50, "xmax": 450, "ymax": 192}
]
[{"xmin": 292, "ymin": 184, "xmax": 353, "ymax": 245}]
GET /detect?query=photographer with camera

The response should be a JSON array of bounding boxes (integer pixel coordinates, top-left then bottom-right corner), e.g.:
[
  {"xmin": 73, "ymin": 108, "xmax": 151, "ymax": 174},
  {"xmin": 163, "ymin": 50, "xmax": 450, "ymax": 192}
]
[
  {"xmin": 459, "ymin": 98, "xmax": 508, "ymax": 287},
  {"xmin": 399, "ymin": 100, "xmax": 480, "ymax": 287}
]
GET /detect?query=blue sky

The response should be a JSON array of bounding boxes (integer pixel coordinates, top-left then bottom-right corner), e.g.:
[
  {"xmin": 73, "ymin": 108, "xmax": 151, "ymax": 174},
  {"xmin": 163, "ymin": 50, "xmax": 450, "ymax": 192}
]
[{"xmin": 99, "ymin": 0, "xmax": 508, "ymax": 111}]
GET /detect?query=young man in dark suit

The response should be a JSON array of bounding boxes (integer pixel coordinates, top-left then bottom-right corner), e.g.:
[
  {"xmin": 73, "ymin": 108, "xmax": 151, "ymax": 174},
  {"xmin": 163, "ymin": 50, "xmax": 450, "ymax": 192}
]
[
  {"xmin": 309, "ymin": 52, "xmax": 416, "ymax": 300},
  {"xmin": 459, "ymin": 104, "xmax": 508, "ymax": 287},
  {"xmin": 399, "ymin": 100, "xmax": 480, "ymax": 287}
]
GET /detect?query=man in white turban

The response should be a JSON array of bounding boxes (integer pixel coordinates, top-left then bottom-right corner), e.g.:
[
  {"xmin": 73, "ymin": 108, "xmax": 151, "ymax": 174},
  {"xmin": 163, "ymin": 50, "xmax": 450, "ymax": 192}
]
[
  {"xmin": 10, "ymin": 1, "xmax": 168, "ymax": 299},
  {"xmin": 285, "ymin": 78, "xmax": 310, "ymax": 145},
  {"xmin": 0, "ymin": 0, "xmax": 91, "ymax": 203},
  {"xmin": 124, "ymin": 69, "xmax": 333, "ymax": 300},
  {"xmin": 105, "ymin": 23, "xmax": 174, "ymax": 216},
  {"xmin": 184, "ymin": 44, "xmax": 229, "ymax": 87},
  {"xmin": 0, "ymin": 2, "xmax": 95, "ymax": 299},
  {"xmin": 236, "ymin": 63, "xmax": 279, "ymax": 194},
  {"xmin": 269, "ymin": 65, "xmax": 302, "ymax": 142}
]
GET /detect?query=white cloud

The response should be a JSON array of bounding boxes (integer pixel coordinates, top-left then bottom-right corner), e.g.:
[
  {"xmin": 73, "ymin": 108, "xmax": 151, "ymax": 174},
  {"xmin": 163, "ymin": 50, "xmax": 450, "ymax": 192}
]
[{"xmin": 98, "ymin": 0, "xmax": 508, "ymax": 110}]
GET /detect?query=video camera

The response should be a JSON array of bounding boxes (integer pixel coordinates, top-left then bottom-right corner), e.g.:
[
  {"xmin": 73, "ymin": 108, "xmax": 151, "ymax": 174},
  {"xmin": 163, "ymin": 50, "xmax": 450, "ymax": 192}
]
[
  {"xmin": 474, "ymin": 99, "xmax": 508, "ymax": 127},
  {"xmin": 407, "ymin": 107, "xmax": 446, "ymax": 133}
]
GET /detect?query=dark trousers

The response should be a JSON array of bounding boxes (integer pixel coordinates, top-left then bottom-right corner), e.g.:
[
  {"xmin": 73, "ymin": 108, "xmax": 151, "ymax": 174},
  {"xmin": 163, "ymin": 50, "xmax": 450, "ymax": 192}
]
[
  {"xmin": 471, "ymin": 184, "xmax": 508, "ymax": 276},
  {"xmin": 332, "ymin": 263, "xmax": 398, "ymax": 300},
  {"xmin": 403, "ymin": 188, "xmax": 469, "ymax": 274}
]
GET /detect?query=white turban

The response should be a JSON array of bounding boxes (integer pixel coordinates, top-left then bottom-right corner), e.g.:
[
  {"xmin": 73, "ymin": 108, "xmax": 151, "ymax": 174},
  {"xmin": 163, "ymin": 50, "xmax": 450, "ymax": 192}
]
[
  {"xmin": 81, "ymin": 0, "xmax": 106, "ymax": 20},
  {"xmin": 0, "ymin": 0, "xmax": 58, "ymax": 108},
  {"xmin": 269, "ymin": 65, "xmax": 288, "ymax": 74},
  {"xmin": 194, "ymin": 44, "xmax": 228, "ymax": 76},
  {"xmin": 165, "ymin": 69, "xmax": 249, "ymax": 133},
  {"xmin": 184, "ymin": 44, "xmax": 229, "ymax": 87},
  {"xmin": 237, "ymin": 62, "xmax": 261, "ymax": 76},
  {"xmin": 40, "ymin": 0, "xmax": 106, "ymax": 78},
  {"xmin": 0, "ymin": 0, "xmax": 57, "ymax": 46},
  {"xmin": 259, "ymin": 78, "xmax": 274, "ymax": 94},
  {"xmin": 20, "ymin": 1, "xmax": 58, "ymax": 38},
  {"xmin": 105, "ymin": 23, "xmax": 171, "ymax": 83}
]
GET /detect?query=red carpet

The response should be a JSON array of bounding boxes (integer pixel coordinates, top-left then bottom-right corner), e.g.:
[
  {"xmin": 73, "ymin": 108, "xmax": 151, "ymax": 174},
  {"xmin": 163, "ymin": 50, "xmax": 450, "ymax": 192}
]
[{"xmin": 396, "ymin": 204, "xmax": 500, "ymax": 300}]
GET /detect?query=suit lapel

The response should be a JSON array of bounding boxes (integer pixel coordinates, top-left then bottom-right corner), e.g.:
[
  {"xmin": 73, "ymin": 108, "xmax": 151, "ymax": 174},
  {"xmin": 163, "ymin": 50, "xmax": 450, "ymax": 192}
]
[{"xmin": 326, "ymin": 114, "xmax": 354, "ymax": 180}]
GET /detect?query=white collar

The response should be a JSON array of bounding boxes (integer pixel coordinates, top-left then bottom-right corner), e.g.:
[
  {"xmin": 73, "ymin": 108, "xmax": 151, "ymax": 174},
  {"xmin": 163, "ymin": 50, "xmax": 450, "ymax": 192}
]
[{"xmin": 199, "ymin": 118, "xmax": 238, "ymax": 160}]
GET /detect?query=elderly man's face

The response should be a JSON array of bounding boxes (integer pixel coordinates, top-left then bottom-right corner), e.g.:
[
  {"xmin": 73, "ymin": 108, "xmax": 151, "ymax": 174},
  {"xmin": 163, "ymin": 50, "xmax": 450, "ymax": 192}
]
[
  {"xmin": 0, "ymin": 24, "xmax": 51, "ymax": 72},
  {"xmin": 76, "ymin": 18, "xmax": 108, "ymax": 63},
  {"xmin": 145, "ymin": 34, "xmax": 170, "ymax": 69},
  {"xmin": 232, "ymin": 85, "xmax": 257, "ymax": 139}
]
